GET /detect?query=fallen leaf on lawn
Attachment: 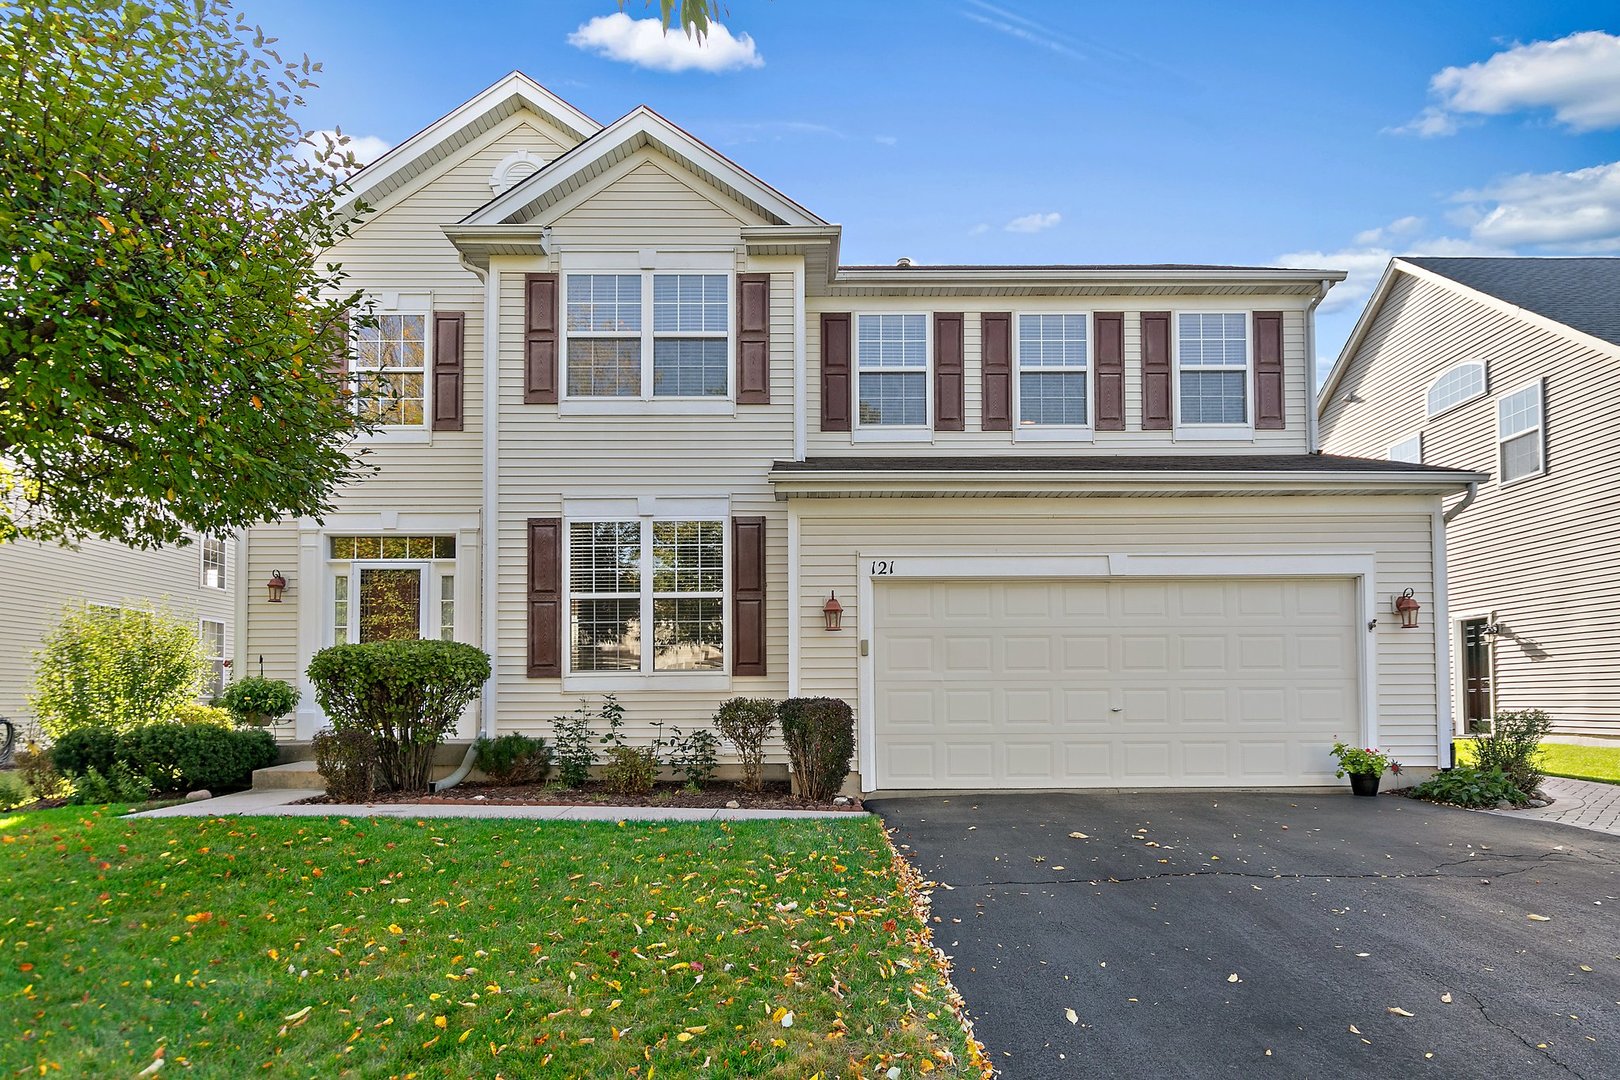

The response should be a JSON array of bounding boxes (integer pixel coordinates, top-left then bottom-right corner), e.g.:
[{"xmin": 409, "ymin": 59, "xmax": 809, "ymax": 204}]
[
  {"xmin": 1348, "ymin": 1025, "xmax": 1361, "ymax": 1034},
  {"xmin": 136, "ymin": 1059, "xmax": 163, "ymax": 1077},
  {"xmin": 1527, "ymin": 914, "xmax": 1551, "ymax": 922},
  {"xmin": 676, "ymin": 1032, "xmax": 695, "ymax": 1043},
  {"xmin": 1581, "ymin": 965, "xmax": 1594, "ymax": 972},
  {"xmin": 1441, "ymin": 993, "xmax": 1452, "ymax": 1003},
  {"xmin": 781, "ymin": 1010, "xmax": 795, "ymax": 1028},
  {"xmin": 1065, "ymin": 1008, "xmax": 1078, "ymax": 1024},
  {"xmin": 1387, "ymin": 1007, "xmax": 1414, "ymax": 1017},
  {"xmin": 1069, "ymin": 832, "xmax": 1088, "ymax": 839},
  {"xmin": 284, "ymin": 1006, "xmax": 313, "ymax": 1024},
  {"xmin": 387, "ymin": 923, "xmax": 404, "ymax": 935}
]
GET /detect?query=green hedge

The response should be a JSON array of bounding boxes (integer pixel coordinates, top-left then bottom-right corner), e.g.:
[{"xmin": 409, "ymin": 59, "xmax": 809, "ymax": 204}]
[{"xmin": 53, "ymin": 721, "xmax": 276, "ymax": 794}]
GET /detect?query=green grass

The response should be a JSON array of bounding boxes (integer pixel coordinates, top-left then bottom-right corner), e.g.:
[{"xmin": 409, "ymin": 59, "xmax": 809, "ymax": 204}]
[
  {"xmin": 1452, "ymin": 739, "xmax": 1620, "ymax": 785},
  {"xmin": 0, "ymin": 807, "xmax": 988, "ymax": 1079}
]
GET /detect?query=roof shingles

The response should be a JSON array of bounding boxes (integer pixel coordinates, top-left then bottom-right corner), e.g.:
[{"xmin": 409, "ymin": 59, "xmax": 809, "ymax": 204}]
[{"xmin": 1405, "ymin": 257, "xmax": 1620, "ymax": 348}]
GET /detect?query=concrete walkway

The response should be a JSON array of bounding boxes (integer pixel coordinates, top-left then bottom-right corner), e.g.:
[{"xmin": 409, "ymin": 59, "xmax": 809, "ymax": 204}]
[
  {"xmin": 1485, "ymin": 774, "xmax": 1620, "ymax": 837},
  {"xmin": 127, "ymin": 787, "xmax": 864, "ymax": 822}
]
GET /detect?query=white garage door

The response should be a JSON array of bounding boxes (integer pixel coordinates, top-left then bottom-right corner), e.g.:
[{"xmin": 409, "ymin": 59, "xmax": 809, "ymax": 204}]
[{"xmin": 872, "ymin": 577, "xmax": 1359, "ymax": 789}]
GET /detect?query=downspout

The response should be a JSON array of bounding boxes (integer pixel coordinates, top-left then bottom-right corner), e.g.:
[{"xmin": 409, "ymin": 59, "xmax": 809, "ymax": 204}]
[
  {"xmin": 1306, "ymin": 279, "xmax": 1330, "ymax": 453},
  {"xmin": 1442, "ymin": 480, "xmax": 1477, "ymax": 524}
]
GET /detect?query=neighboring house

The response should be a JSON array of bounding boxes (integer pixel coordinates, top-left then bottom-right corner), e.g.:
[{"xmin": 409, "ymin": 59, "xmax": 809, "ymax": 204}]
[
  {"xmin": 1319, "ymin": 256, "xmax": 1620, "ymax": 741},
  {"xmin": 243, "ymin": 73, "xmax": 1480, "ymax": 792},
  {"xmin": 0, "ymin": 532, "xmax": 239, "ymax": 728}
]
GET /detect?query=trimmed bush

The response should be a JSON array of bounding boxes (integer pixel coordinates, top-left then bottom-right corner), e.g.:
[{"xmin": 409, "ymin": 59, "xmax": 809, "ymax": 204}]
[
  {"xmin": 116, "ymin": 722, "xmax": 276, "ymax": 793},
  {"xmin": 219, "ymin": 677, "xmax": 300, "ymax": 728},
  {"xmin": 313, "ymin": 728, "xmax": 377, "ymax": 803},
  {"xmin": 175, "ymin": 703, "xmax": 233, "ymax": 727},
  {"xmin": 714, "ymin": 697, "xmax": 777, "ymax": 792},
  {"xmin": 51, "ymin": 726, "xmax": 120, "ymax": 778},
  {"xmin": 307, "ymin": 640, "xmax": 491, "ymax": 792},
  {"xmin": 603, "ymin": 745, "xmax": 658, "ymax": 797},
  {"xmin": 1473, "ymin": 709, "xmax": 1551, "ymax": 795},
  {"xmin": 30, "ymin": 604, "xmax": 210, "ymax": 737},
  {"xmin": 1409, "ymin": 766, "xmax": 1527, "ymax": 809},
  {"xmin": 474, "ymin": 733, "xmax": 552, "ymax": 785},
  {"xmin": 69, "ymin": 762, "xmax": 152, "ymax": 805},
  {"xmin": 779, "ymin": 697, "xmax": 855, "ymax": 802}
]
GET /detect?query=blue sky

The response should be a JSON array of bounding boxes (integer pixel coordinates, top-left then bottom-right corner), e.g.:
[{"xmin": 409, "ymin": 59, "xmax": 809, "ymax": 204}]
[{"xmin": 268, "ymin": 1, "xmax": 1620, "ymax": 381}]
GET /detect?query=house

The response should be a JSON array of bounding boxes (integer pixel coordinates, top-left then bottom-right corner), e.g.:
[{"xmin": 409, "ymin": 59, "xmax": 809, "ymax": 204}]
[
  {"xmin": 242, "ymin": 73, "xmax": 1481, "ymax": 792},
  {"xmin": 1319, "ymin": 256, "xmax": 1620, "ymax": 741},
  {"xmin": 0, "ymin": 533, "xmax": 239, "ymax": 729}
]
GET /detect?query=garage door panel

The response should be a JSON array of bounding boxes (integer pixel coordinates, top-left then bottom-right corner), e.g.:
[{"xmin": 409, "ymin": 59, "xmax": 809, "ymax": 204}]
[
  {"xmin": 1059, "ymin": 582, "xmax": 1110, "ymax": 617},
  {"xmin": 1181, "ymin": 687, "xmax": 1230, "ymax": 724},
  {"xmin": 1236, "ymin": 686, "xmax": 1288, "ymax": 724},
  {"xmin": 1176, "ymin": 582, "xmax": 1227, "ymax": 618},
  {"xmin": 1182, "ymin": 740, "xmax": 1231, "ymax": 780},
  {"xmin": 1121, "ymin": 741, "xmax": 1173, "ymax": 781},
  {"xmin": 943, "ymin": 689, "xmax": 994, "ymax": 727},
  {"xmin": 1003, "ymin": 688, "xmax": 1054, "ymax": 725},
  {"xmin": 1005, "ymin": 742, "xmax": 1056, "ymax": 781},
  {"xmin": 944, "ymin": 743, "xmax": 996, "ymax": 782},
  {"xmin": 944, "ymin": 636, "xmax": 993, "ymax": 673},
  {"xmin": 1236, "ymin": 634, "xmax": 1288, "ymax": 670},
  {"xmin": 883, "ymin": 635, "xmax": 937, "ymax": 673},
  {"xmin": 1297, "ymin": 633, "xmax": 1352, "ymax": 671},
  {"xmin": 1120, "ymin": 635, "xmax": 1170, "ymax": 672},
  {"xmin": 1180, "ymin": 635, "xmax": 1228, "ymax": 671},
  {"xmin": 1003, "ymin": 635, "xmax": 1054, "ymax": 671},
  {"xmin": 1117, "ymin": 581, "xmax": 1170, "ymax": 616},
  {"xmin": 1062, "ymin": 689, "xmax": 1113, "ymax": 725}
]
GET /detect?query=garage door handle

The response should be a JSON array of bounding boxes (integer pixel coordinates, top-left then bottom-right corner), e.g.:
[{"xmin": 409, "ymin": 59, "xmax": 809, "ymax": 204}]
[{"xmin": 1110, "ymin": 707, "xmax": 1122, "ymax": 712}]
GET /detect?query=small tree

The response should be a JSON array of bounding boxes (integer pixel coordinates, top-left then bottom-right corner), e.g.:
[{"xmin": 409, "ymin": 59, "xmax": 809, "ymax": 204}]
[
  {"xmin": 714, "ymin": 697, "xmax": 777, "ymax": 792},
  {"xmin": 31, "ymin": 604, "xmax": 209, "ymax": 738},
  {"xmin": 779, "ymin": 697, "xmax": 855, "ymax": 801},
  {"xmin": 306, "ymin": 640, "xmax": 489, "ymax": 792}
]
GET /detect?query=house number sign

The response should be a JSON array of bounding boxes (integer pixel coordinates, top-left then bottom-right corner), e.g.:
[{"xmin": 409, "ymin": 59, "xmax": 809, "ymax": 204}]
[{"xmin": 869, "ymin": 560, "xmax": 897, "ymax": 576}]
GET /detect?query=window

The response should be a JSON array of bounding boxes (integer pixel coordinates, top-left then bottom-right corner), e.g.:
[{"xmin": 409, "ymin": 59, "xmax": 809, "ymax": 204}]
[
  {"xmin": 439, "ymin": 576, "xmax": 455, "ymax": 642},
  {"xmin": 1388, "ymin": 433, "xmax": 1423, "ymax": 463},
  {"xmin": 568, "ymin": 518, "xmax": 724, "ymax": 675},
  {"xmin": 352, "ymin": 314, "xmax": 428, "ymax": 425},
  {"xmin": 565, "ymin": 272, "xmax": 729, "ymax": 398},
  {"xmin": 1017, "ymin": 314, "xmax": 1088, "ymax": 427},
  {"xmin": 200, "ymin": 619, "xmax": 227, "ymax": 700},
  {"xmin": 856, "ymin": 314, "xmax": 928, "ymax": 427},
  {"xmin": 1426, "ymin": 360, "xmax": 1486, "ymax": 418},
  {"xmin": 326, "ymin": 534, "xmax": 456, "ymax": 645},
  {"xmin": 1497, "ymin": 379, "xmax": 1545, "ymax": 484},
  {"xmin": 200, "ymin": 536, "xmax": 227, "ymax": 590},
  {"xmin": 1177, "ymin": 313, "xmax": 1248, "ymax": 426}
]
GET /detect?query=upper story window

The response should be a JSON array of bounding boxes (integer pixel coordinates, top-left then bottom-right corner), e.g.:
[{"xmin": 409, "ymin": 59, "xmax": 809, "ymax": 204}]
[
  {"xmin": 1497, "ymin": 379, "xmax": 1545, "ymax": 485},
  {"xmin": 1176, "ymin": 313, "xmax": 1248, "ymax": 427},
  {"xmin": 353, "ymin": 313, "xmax": 428, "ymax": 425},
  {"xmin": 200, "ymin": 535, "xmax": 227, "ymax": 590},
  {"xmin": 565, "ymin": 272, "xmax": 729, "ymax": 399},
  {"xmin": 1017, "ymin": 314, "xmax": 1088, "ymax": 428},
  {"xmin": 1388, "ymin": 433, "xmax": 1423, "ymax": 464},
  {"xmin": 1426, "ymin": 360, "xmax": 1486, "ymax": 418},
  {"xmin": 856, "ymin": 314, "xmax": 928, "ymax": 429}
]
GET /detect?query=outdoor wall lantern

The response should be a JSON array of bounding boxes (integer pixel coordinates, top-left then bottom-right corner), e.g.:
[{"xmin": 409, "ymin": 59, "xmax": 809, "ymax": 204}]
[
  {"xmin": 266, "ymin": 570, "xmax": 288, "ymax": 603},
  {"xmin": 1393, "ymin": 588, "xmax": 1421, "ymax": 629},
  {"xmin": 822, "ymin": 591, "xmax": 844, "ymax": 631}
]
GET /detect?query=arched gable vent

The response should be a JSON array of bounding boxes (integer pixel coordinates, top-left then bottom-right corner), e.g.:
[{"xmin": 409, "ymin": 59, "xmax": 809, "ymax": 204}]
[{"xmin": 489, "ymin": 149, "xmax": 547, "ymax": 194}]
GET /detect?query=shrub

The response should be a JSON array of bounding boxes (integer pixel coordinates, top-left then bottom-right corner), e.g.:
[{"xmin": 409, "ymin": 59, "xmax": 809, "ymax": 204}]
[
  {"xmin": 1472, "ymin": 709, "xmax": 1551, "ymax": 795},
  {"xmin": 307, "ymin": 640, "xmax": 491, "ymax": 792},
  {"xmin": 475, "ymin": 733, "xmax": 552, "ymax": 785},
  {"xmin": 30, "ymin": 604, "xmax": 210, "ymax": 737},
  {"xmin": 116, "ymin": 722, "xmax": 276, "ymax": 793},
  {"xmin": 714, "ymin": 697, "xmax": 777, "ymax": 792},
  {"xmin": 51, "ymin": 726, "xmax": 120, "ymax": 778},
  {"xmin": 313, "ymin": 728, "xmax": 377, "ymax": 803},
  {"xmin": 1409, "ymin": 766, "xmax": 1527, "ymax": 809},
  {"xmin": 780, "ymin": 697, "xmax": 855, "ymax": 801},
  {"xmin": 551, "ymin": 696, "xmax": 626, "ymax": 788},
  {"xmin": 219, "ymin": 677, "xmax": 300, "ymax": 727},
  {"xmin": 0, "ymin": 772, "xmax": 29, "ymax": 810},
  {"xmin": 69, "ymin": 762, "xmax": 152, "ymax": 805},
  {"xmin": 602, "ymin": 745, "xmax": 658, "ymax": 797},
  {"xmin": 669, "ymin": 727, "xmax": 719, "ymax": 791},
  {"xmin": 14, "ymin": 741, "xmax": 68, "ymax": 802},
  {"xmin": 175, "ymin": 703, "xmax": 233, "ymax": 727}
]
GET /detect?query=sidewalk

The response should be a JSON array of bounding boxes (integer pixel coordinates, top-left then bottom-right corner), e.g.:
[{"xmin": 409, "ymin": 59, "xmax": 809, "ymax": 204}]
[
  {"xmin": 127, "ymin": 787, "xmax": 865, "ymax": 822},
  {"xmin": 1484, "ymin": 775, "xmax": 1620, "ymax": 837}
]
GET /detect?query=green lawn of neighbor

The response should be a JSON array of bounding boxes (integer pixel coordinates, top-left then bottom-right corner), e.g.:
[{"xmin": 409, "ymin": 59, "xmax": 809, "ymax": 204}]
[
  {"xmin": 0, "ymin": 807, "xmax": 988, "ymax": 1079},
  {"xmin": 1452, "ymin": 740, "xmax": 1620, "ymax": 785}
]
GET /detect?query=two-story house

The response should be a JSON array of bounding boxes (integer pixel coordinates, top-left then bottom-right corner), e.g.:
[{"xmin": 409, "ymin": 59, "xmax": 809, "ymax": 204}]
[
  {"xmin": 1319, "ymin": 256, "xmax": 1620, "ymax": 741},
  {"xmin": 242, "ymin": 74, "xmax": 1479, "ymax": 792}
]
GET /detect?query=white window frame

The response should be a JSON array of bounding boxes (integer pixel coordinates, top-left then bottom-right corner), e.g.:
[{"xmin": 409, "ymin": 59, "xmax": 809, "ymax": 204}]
[
  {"xmin": 558, "ymin": 255, "xmax": 736, "ymax": 415},
  {"xmin": 1013, "ymin": 311, "xmax": 1093, "ymax": 440},
  {"xmin": 1425, "ymin": 359, "xmax": 1487, "ymax": 420},
  {"xmin": 852, "ymin": 312, "xmax": 932, "ymax": 443},
  {"xmin": 1387, "ymin": 433, "xmax": 1423, "ymax": 464},
  {"xmin": 351, "ymin": 299, "xmax": 434, "ymax": 444},
  {"xmin": 1496, "ymin": 377, "xmax": 1545, "ymax": 487},
  {"xmin": 1173, "ymin": 310, "xmax": 1253, "ymax": 441},
  {"xmin": 199, "ymin": 618, "xmax": 228, "ymax": 699},
  {"xmin": 199, "ymin": 535, "xmax": 227, "ymax": 591},
  {"xmin": 324, "ymin": 539, "xmax": 458, "ymax": 647}
]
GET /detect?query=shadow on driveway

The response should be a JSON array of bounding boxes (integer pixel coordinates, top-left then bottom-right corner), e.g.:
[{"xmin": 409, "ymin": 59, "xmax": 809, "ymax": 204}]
[{"xmin": 871, "ymin": 791, "xmax": 1620, "ymax": 1080}]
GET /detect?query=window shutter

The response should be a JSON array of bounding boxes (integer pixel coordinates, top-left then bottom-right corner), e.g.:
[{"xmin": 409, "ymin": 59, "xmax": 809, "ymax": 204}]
[
  {"xmin": 1254, "ymin": 310, "xmax": 1285, "ymax": 430},
  {"xmin": 820, "ymin": 312, "xmax": 852, "ymax": 431},
  {"xmin": 1093, "ymin": 312, "xmax": 1125, "ymax": 431},
  {"xmin": 329, "ymin": 307, "xmax": 350, "ymax": 390},
  {"xmin": 523, "ymin": 273, "xmax": 559, "ymax": 405},
  {"xmin": 526, "ymin": 517, "xmax": 561, "ymax": 677},
  {"xmin": 732, "ymin": 516, "xmax": 767, "ymax": 676},
  {"xmin": 431, "ymin": 311, "xmax": 465, "ymax": 431},
  {"xmin": 737, "ymin": 273, "xmax": 771, "ymax": 404},
  {"xmin": 980, "ymin": 312, "xmax": 1012, "ymax": 431},
  {"xmin": 933, "ymin": 312, "xmax": 965, "ymax": 432},
  {"xmin": 1141, "ymin": 311, "xmax": 1172, "ymax": 430}
]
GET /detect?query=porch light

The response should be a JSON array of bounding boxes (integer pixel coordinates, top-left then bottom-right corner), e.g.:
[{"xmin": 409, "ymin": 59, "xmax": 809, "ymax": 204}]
[
  {"xmin": 266, "ymin": 570, "xmax": 287, "ymax": 603},
  {"xmin": 1393, "ymin": 589, "xmax": 1420, "ymax": 629},
  {"xmin": 822, "ymin": 592, "xmax": 844, "ymax": 632}
]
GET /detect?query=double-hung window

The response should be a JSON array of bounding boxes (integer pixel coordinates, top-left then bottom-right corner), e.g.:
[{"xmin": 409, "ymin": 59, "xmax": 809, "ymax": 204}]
[
  {"xmin": 199, "ymin": 619, "xmax": 227, "ymax": 699},
  {"xmin": 200, "ymin": 535, "xmax": 227, "ymax": 590},
  {"xmin": 856, "ymin": 314, "xmax": 928, "ymax": 430},
  {"xmin": 352, "ymin": 314, "xmax": 428, "ymax": 425},
  {"xmin": 1176, "ymin": 312, "xmax": 1249, "ymax": 428},
  {"xmin": 1017, "ymin": 314, "xmax": 1088, "ymax": 429},
  {"xmin": 565, "ymin": 271, "xmax": 729, "ymax": 399},
  {"xmin": 1497, "ymin": 379, "xmax": 1545, "ymax": 484}
]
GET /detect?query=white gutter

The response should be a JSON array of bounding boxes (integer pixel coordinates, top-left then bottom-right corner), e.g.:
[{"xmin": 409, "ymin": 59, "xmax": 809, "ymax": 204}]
[
  {"xmin": 1442, "ymin": 480, "xmax": 1478, "ymax": 524},
  {"xmin": 769, "ymin": 468, "xmax": 1488, "ymax": 498},
  {"xmin": 831, "ymin": 266, "xmax": 1348, "ymax": 287}
]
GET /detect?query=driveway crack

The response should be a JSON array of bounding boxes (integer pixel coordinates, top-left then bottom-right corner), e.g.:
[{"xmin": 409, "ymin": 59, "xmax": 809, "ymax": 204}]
[{"xmin": 1453, "ymin": 986, "xmax": 1586, "ymax": 1079}]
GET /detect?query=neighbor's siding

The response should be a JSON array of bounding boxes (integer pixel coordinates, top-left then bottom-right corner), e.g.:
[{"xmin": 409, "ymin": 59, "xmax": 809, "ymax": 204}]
[{"xmin": 1320, "ymin": 271, "xmax": 1620, "ymax": 736}]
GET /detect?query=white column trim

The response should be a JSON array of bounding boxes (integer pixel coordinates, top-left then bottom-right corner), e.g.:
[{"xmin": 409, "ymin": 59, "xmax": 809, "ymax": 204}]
[
  {"xmin": 481, "ymin": 262, "xmax": 501, "ymax": 738},
  {"xmin": 1432, "ymin": 507, "xmax": 1454, "ymax": 764},
  {"xmin": 787, "ymin": 503, "xmax": 801, "ymax": 698},
  {"xmin": 293, "ymin": 530, "xmax": 324, "ymax": 740}
]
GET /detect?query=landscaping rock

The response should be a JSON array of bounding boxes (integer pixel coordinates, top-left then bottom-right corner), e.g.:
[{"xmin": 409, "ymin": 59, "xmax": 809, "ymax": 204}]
[
  {"xmin": 1494, "ymin": 799, "xmax": 1513, "ymax": 810},
  {"xmin": 1528, "ymin": 799, "xmax": 1548, "ymax": 808},
  {"xmin": 725, "ymin": 800, "xmax": 741, "ymax": 809},
  {"xmin": 185, "ymin": 789, "xmax": 212, "ymax": 802},
  {"xmin": 833, "ymin": 796, "xmax": 851, "ymax": 806}
]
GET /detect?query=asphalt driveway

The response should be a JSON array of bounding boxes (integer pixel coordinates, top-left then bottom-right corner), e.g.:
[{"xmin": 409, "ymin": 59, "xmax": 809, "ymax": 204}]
[{"xmin": 870, "ymin": 791, "xmax": 1620, "ymax": 1079}]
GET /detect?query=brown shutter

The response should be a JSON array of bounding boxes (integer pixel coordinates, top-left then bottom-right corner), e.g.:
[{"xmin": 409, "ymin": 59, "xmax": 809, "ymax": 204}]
[
  {"xmin": 523, "ymin": 273, "xmax": 559, "ymax": 404},
  {"xmin": 431, "ymin": 311, "xmax": 465, "ymax": 431},
  {"xmin": 526, "ymin": 517, "xmax": 562, "ymax": 677},
  {"xmin": 1093, "ymin": 312, "xmax": 1125, "ymax": 431},
  {"xmin": 1253, "ymin": 310, "xmax": 1285, "ymax": 430},
  {"xmin": 732, "ymin": 516, "xmax": 767, "ymax": 677},
  {"xmin": 933, "ymin": 312, "xmax": 965, "ymax": 431},
  {"xmin": 736, "ymin": 273, "xmax": 770, "ymax": 404},
  {"xmin": 820, "ymin": 312, "xmax": 852, "ymax": 431},
  {"xmin": 1141, "ymin": 311, "xmax": 1172, "ymax": 430},
  {"xmin": 980, "ymin": 312, "xmax": 1012, "ymax": 431}
]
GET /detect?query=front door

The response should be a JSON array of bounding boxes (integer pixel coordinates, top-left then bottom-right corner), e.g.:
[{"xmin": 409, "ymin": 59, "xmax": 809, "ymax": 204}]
[{"xmin": 1461, "ymin": 618, "xmax": 1492, "ymax": 733}]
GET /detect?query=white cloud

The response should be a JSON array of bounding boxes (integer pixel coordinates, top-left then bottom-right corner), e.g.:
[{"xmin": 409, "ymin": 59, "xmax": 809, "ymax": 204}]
[
  {"xmin": 300, "ymin": 130, "xmax": 392, "ymax": 174},
  {"xmin": 874, "ymin": 134, "xmax": 899, "ymax": 146},
  {"xmin": 1352, "ymin": 215, "xmax": 1424, "ymax": 246},
  {"xmin": 1005, "ymin": 211, "xmax": 1062, "ymax": 233},
  {"xmin": 1396, "ymin": 30, "xmax": 1620, "ymax": 135},
  {"xmin": 961, "ymin": 2, "xmax": 1085, "ymax": 61},
  {"xmin": 1277, "ymin": 226, "xmax": 1504, "ymax": 315},
  {"xmin": 568, "ymin": 13, "xmax": 763, "ymax": 73},
  {"xmin": 1455, "ymin": 160, "xmax": 1620, "ymax": 251}
]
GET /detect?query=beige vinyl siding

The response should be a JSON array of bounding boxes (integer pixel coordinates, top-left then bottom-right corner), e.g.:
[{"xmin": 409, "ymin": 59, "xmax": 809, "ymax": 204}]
[
  {"xmin": 547, "ymin": 153, "xmax": 770, "ymax": 246},
  {"xmin": 795, "ymin": 496, "xmax": 1444, "ymax": 770},
  {"xmin": 1320, "ymin": 270, "xmax": 1620, "ymax": 736},
  {"xmin": 0, "ymin": 535, "xmax": 237, "ymax": 725},
  {"xmin": 806, "ymin": 302, "xmax": 1312, "ymax": 455},
  {"xmin": 242, "ymin": 523, "xmax": 300, "ymax": 687}
]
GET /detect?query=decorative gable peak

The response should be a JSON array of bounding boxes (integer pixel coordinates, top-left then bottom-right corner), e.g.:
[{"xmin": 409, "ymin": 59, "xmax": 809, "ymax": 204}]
[{"xmin": 489, "ymin": 149, "xmax": 548, "ymax": 194}]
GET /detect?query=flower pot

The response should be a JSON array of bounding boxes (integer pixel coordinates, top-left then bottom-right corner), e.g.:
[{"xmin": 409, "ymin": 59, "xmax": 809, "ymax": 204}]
[{"xmin": 1349, "ymin": 772, "xmax": 1381, "ymax": 797}]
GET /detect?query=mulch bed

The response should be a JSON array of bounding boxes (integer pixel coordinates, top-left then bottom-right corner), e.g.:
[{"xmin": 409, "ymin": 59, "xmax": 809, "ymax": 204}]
[{"xmin": 293, "ymin": 779, "xmax": 863, "ymax": 812}]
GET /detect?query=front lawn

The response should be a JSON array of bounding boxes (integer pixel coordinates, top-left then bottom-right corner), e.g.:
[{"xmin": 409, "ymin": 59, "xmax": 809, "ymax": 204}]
[
  {"xmin": 0, "ymin": 807, "xmax": 987, "ymax": 1078},
  {"xmin": 1453, "ymin": 739, "xmax": 1620, "ymax": 785}
]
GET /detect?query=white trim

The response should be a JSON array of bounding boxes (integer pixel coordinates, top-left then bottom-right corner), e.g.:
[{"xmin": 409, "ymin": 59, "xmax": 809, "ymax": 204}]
[
  {"xmin": 1495, "ymin": 376, "xmax": 1546, "ymax": 486},
  {"xmin": 1425, "ymin": 359, "xmax": 1488, "ymax": 420},
  {"xmin": 1172, "ymin": 309, "xmax": 1255, "ymax": 439},
  {"xmin": 787, "ymin": 503, "xmax": 801, "ymax": 698},
  {"xmin": 1012, "ymin": 309, "xmax": 1094, "ymax": 441},
  {"xmin": 488, "ymin": 148, "xmax": 547, "ymax": 194},
  {"xmin": 1450, "ymin": 608, "xmax": 1497, "ymax": 740},
  {"xmin": 232, "ymin": 530, "xmax": 248, "ymax": 681},
  {"xmin": 1432, "ymin": 508, "xmax": 1454, "ymax": 762},
  {"xmin": 198, "ymin": 534, "xmax": 228, "ymax": 591},
  {"xmin": 350, "ymin": 303, "xmax": 435, "ymax": 441},
  {"xmin": 854, "ymin": 551, "xmax": 1379, "ymax": 793},
  {"xmin": 852, "ymin": 311, "xmax": 932, "ymax": 439},
  {"xmin": 481, "ymin": 262, "xmax": 500, "ymax": 739},
  {"xmin": 793, "ymin": 259, "xmax": 807, "ymax": 462},
  {"xmin": 199, "ymin": 616, "xmax": 228, "ymax": 699}
]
